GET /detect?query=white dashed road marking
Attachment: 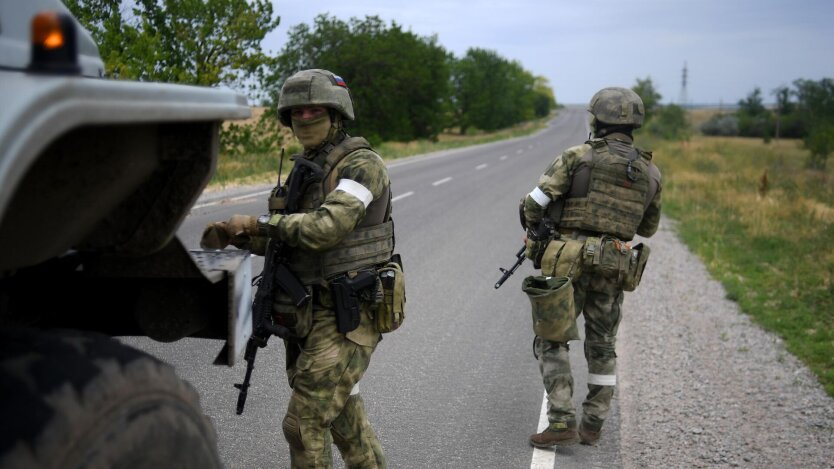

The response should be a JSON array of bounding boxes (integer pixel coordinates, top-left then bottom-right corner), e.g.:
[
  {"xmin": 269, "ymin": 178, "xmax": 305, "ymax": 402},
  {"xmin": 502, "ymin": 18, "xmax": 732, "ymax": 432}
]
[
  {"xmin": 500, "ymin": 155, "xmax": 508, "ymax": 161},
  {"xmin": 391, "ymin": 191, "xmax": 414, "ymax": 203},
  {"xmin": 432, "ymin": 177, "xmax": 453, "ymax": 186},
  {"xmin": 476, "ymin": 163, "xmax": 488, "ymax": 170},
  {"xmin": 516, "ymin": 149, "xmax": 524, "ymax": 154}
]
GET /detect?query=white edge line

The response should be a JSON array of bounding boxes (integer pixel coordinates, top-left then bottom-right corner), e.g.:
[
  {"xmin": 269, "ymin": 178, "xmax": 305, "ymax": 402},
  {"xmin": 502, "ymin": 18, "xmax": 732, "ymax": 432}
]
[
  {"xmin": 530, "ymin": 391, "xmax": 555, "ymax": 469},
  {"xmin": 391, "ymin": 191, "xmax": 414, "ymax": 203},
  {"xmin": 193, "ymin": 189, "xmax": 272, "ymax": 209},
  {"xmin": 432, "ymin": 177, "xmax": 453, "ymax": 186}
]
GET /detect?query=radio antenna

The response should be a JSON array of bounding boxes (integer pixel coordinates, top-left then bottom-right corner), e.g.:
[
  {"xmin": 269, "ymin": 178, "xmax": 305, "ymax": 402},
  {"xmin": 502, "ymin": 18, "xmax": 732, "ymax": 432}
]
[{"xmin": 277, "ymin": 148, "xmax": 285, "ymax": 186}]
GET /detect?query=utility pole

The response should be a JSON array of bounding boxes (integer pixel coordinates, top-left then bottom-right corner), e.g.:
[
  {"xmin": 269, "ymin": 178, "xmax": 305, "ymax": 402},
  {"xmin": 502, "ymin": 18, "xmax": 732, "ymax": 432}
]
[{"xmin": 677, "ymin": 61, "xmax": 689, "ymax": 108}]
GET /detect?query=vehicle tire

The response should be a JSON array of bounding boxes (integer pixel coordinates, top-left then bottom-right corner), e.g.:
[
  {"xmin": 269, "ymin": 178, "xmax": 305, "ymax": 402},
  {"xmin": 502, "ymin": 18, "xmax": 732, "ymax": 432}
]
[{"xmin": 0, "ymin": 328, "xmax": 222, "ymax": 469}]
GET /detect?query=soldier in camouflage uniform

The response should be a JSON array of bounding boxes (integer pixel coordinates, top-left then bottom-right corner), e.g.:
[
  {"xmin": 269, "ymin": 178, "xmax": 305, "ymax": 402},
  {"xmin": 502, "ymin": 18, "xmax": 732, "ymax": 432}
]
[
  {"xmin": 201, "ymin": 69, "xmax": 391, "ymax": 468},
  {"xmin": 523, "ymin": 87, "xmax": 662, "ymax": 447}
]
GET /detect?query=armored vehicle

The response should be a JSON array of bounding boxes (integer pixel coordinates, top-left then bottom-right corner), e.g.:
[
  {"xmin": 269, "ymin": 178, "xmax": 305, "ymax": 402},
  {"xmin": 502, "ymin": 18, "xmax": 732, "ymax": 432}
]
[{"xmin": 0, "ymin": 1, "xmax": 253, "ymax": 466}]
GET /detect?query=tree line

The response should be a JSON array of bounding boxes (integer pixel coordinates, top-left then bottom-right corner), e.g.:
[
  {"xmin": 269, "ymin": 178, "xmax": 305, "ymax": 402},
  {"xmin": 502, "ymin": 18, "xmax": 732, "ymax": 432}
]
[
  {"xmin": 701, "ymin": 79, "xmax": 833, "ymax": 169},
  {"xmin": 630, "ymin": 76, "xmax": 689, "ymax": 141},
  {"xmin": 64, "ymin": 1, "xmax": 556, "ymax": 146}
]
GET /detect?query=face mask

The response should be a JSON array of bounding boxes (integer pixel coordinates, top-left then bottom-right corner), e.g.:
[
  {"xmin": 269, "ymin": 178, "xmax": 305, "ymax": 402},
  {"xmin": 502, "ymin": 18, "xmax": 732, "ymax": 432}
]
[{"xmin": 292, "ymin": 114, "xmax": 332, "ymax": 149}]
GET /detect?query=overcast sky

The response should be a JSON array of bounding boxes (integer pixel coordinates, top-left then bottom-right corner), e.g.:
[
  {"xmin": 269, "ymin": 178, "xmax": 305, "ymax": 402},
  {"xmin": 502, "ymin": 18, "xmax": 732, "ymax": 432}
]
[{"xmin": 264, "ymin": 0, "xmax": 834, "ymax": 105}]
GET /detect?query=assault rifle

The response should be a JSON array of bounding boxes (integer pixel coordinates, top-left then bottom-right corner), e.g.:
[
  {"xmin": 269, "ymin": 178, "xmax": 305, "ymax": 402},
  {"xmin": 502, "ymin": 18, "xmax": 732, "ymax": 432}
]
[
  {"xmin": 494, "ymin": 219, "xmax": 555, "ymax": 289},
  {"xmin": 235, "ymin": 152, "xmax": 322, "ymax": 415}
]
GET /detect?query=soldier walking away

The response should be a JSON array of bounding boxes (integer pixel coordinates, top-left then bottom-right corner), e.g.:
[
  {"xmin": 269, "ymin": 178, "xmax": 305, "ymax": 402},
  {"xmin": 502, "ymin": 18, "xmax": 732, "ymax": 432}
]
[
  {"xmin": 201, "ymin": 69, "xmax": 400, "ymax": 468},
  {"xmin": 520, "ymin": 87, "xmax": 662, "ymax": 448}
]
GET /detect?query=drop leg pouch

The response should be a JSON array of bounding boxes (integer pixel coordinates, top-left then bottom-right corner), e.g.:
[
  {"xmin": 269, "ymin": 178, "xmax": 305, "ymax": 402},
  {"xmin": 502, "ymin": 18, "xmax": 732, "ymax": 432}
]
[{"xmin": 522, "ymin": 275, "xmax": 580, "ymax": 342}]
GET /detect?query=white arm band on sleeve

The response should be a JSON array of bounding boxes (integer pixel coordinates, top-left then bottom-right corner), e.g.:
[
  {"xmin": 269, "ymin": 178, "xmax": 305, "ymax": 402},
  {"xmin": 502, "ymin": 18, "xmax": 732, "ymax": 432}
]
[
  {"xmin": 529, "ymin": 187, "xmax": 551, "ymax": 207},
  {"xmin": 335, "ymin": 179, "xmax": 373, "ymax": 208}
]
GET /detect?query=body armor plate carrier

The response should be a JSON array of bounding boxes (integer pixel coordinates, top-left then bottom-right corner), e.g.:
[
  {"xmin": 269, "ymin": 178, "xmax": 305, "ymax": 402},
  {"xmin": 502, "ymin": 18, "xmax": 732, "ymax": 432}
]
[
  {"xmin": 269, "ymin": 136, "xmax": 393, "ymax": 285},
  {"xmin": 558, "ymin": 138, "xmax": 653, "ymax": 241}
]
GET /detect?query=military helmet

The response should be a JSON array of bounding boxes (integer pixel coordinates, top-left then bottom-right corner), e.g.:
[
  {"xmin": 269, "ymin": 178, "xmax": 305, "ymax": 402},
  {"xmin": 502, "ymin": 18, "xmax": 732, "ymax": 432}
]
[
  {"xmin": 277, "ymin": 69, "xmax": 355, "ymax": 126},
  {"xmin": 588, "ymin": 87, "xmax": 645, "ymax": 128}
]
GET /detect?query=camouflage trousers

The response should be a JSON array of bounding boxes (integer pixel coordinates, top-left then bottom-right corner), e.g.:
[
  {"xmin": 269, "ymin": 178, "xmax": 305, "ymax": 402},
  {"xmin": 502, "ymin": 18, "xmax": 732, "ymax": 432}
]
[
  {"xmin": 534, "ymin": 273, "xmax": 623, "ymax": 431},
  {"xmin": 283, "ymin": 308, "xmax": 385, "ymax": 469}
]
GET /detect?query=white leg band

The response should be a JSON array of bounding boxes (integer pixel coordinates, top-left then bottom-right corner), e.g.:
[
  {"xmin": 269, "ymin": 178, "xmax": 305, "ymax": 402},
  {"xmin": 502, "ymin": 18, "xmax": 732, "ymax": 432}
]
[
  {"xmin": 335, "ymin": 179, "xmax": 373, "ymax": 208},
  {"xmin": 350, "ymin": 384, "xmax": 360, "ymax": 395},
  {"xmin": 529, "ymin": 187, "xmax": 551, "ymax": 207},
  {"xmin": 588, "ymin": 373, "xmax": 616, "ymax": 386}
]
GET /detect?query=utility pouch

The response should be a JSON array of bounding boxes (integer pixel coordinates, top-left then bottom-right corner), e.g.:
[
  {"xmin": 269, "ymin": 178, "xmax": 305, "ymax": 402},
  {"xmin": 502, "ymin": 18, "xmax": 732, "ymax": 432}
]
[
  {"xmin": 582, "ymin": 236, "xmax": 650, "ymax": 291},
  {"xmin": 522, "ymin": 275, "xmax": 579, "ymax": 342},
  {"xmin": 272, "ymin": 288, "xmax": 314, "ymax": 339},
  {"xmin": 621, "ymin": 243, "xmax": 651, "ymax": 292},
  {"xmin": 375, "ymin": 254, "xmax": 406, "ymax": 333},
  {"xmin": 540, "ymin": 237, "xmax": 585, "ymax": 278},
  {"xmin": 582, "ymin": 236, "xmax": 627, "ymax": 278},
  {"xmin": 331, "ymin": 271, "xmax": 377, "ymax": 333}
]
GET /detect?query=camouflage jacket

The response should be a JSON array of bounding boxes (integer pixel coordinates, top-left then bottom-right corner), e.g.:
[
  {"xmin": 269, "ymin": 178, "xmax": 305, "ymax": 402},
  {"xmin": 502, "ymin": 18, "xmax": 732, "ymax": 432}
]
[{"xmin": 251, "ymin": 142, "xmax": 390, "ymax": 254}]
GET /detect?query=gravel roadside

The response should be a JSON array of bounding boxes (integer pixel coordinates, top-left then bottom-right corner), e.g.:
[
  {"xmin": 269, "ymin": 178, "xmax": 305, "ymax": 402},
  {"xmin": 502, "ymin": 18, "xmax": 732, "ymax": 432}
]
[{"xmin": 618, "ymin": 217, "xmax": 834, "ymax": 468}]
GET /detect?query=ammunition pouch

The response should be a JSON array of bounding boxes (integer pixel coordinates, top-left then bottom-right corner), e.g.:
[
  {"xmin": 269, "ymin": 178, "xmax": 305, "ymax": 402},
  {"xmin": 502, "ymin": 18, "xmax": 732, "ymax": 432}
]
[
  {"xmin": 622, "ymin": 243, "xmax": 650, "ymax": 291},
  {"xmin": 582, "ymin": 236, "xmax": 651, "ymax": 291},
  {"xmin": 522, "ymin": 275, "xmax": 580, "ymax": 342},
  {"xmin": 374, "ymin": 255, "xmax": 406, "ymax": 333}
]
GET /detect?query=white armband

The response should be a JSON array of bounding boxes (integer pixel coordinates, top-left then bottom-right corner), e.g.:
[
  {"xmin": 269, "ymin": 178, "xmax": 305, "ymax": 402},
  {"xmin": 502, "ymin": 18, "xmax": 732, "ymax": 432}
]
[
  {"xmin": 335, "ymin": 179, "xmax": 373, "ymax": 208},
  {"xmin": 529, "ymin": 187, "xmax": 551, "ymax": 207}
]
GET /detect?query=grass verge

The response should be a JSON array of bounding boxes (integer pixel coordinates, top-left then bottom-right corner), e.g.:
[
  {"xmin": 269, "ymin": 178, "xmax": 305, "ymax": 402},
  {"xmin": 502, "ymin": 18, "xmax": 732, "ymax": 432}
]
[{"xmin": 649, "ymin": 134, "xmax": 834, "ymax": 396}]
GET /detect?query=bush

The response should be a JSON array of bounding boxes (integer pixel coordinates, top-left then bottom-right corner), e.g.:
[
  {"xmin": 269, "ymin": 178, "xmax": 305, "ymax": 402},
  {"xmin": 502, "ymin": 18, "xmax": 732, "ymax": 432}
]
[
  {"xmin": 738, "ymin": 113, "xmax": 774, "ymax": 138},
  {"xmin": 700, "ymin": 114, "xmax": 739, "ymax": 136},
  {"xmin": 647, "ymin": 104, "xmax": 690, "ymax": 140},
  {"xmin": 220, "ymin": 108, "xmax": 283, "ymax": 157}
]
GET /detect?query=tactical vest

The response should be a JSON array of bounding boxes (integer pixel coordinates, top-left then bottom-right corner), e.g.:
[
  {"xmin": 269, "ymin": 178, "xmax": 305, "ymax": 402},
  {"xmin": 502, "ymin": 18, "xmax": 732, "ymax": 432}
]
[
  {"xmin": 557, "ymin": 138, "xmax": 655, "ymax": 241},
  {"xmin": 269, "ymin": 136, "xmax": 393, "ymax": 285}
]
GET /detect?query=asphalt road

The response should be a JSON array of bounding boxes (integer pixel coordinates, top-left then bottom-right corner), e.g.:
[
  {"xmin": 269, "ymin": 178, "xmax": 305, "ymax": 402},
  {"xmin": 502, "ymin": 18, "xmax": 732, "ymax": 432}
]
[{"xmin": 123, "ymin": 108, "xmax": 623, "ymax": 468}]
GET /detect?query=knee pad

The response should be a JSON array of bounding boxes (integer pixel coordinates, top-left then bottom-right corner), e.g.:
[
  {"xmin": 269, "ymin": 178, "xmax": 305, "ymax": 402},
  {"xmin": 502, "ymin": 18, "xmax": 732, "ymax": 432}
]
[{"xmin": 282, "ymin": 413, "xmax": 305, "ymax": 450}]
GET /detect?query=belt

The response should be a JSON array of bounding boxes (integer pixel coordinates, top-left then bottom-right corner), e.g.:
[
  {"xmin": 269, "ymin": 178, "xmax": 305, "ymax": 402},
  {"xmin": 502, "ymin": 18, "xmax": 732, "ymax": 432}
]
[{"xmin": 558, "ymin": 229, "xmax": 599, "ymax": 241}]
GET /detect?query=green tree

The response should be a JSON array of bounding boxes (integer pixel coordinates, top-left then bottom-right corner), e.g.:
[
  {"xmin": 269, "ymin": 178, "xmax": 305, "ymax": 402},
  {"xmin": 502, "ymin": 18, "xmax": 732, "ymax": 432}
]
[
  {"xmin": 631, "ymin": 77, "xmax": 662, "ymax": 123},
  {"xmin": 737, "ymin": 87, "xmax": 773, "ymax": 139},
  {"xmin": 270, "ymin": 14, "xmax": 451, "ymax": 142},
  {"xmin": 794, "ymin": 78, "xmax": 834, "ymax": 169},
  {"xmin": 738, "ymin": 87, "xmax": 767, "ymax": 115},
  {"xmin": 648, "ymin": 104, "xmax": 689, "ymax": 140},
  {"xmin": 532, "ymin": 76, "xmax": 557, "ymax": 118},
  {"xmin": 63, "ymin": 0, "xmax": 279, "ymax": 93},
  {"xmin": 450, "ymin": 48, "xmax": 538, "ymax": 134}
]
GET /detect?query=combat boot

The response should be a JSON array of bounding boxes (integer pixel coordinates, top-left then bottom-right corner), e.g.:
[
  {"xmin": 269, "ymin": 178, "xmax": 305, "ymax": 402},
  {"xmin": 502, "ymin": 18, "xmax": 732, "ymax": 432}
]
[
  {"xmin": 529, "ymin": 421, "xmax": 579, "ymax": 448},
  {"xmin": 578, "ymin": 419, "xmax": 602, "ymax": 446}
]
